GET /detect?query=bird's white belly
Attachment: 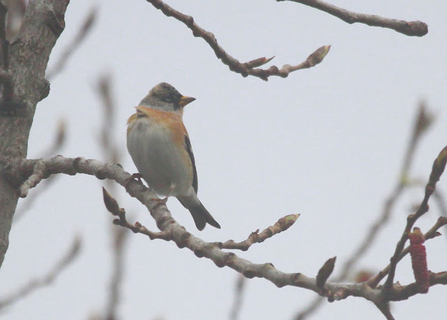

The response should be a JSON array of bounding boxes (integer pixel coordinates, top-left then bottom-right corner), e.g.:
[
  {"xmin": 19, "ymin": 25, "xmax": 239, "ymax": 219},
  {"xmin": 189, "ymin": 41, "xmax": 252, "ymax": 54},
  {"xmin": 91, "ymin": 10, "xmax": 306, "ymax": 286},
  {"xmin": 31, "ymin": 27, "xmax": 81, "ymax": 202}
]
[{"xmin": 127, "ymin": 119, "xmax": 192, "ymax": 196}]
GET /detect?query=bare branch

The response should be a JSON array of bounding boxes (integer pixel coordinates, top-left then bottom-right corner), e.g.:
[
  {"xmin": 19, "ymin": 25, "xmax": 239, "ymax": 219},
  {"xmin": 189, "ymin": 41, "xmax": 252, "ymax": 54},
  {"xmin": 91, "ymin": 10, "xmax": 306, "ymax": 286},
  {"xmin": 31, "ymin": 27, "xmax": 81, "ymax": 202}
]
[
  {"xmin": 11, "ymin": 156, "xmax": 446, "ymax": 307},
  {"xmin": 216, "ymin": 214, "xmax": 299, "ymax": 251},
  {"xmin": 401, "ymin": 102, "xmax": 434, "ymax": 177},
  {"xmin": 278, "ymin": 0, "xmax": 428, "ymax": 37},
  {"xmin": 16, "ymin": 120, "xmax": 67, "ymax": 198},
  {"xmin": 145, "ymin": 0, "xmax": 330, "ymax": 81},
  {"xmin": 46, "ymin": 7, "xmax": 97, "ymax": 80},
  {"xmin": 105, "ymin": 226, "xmax": 128, "ymax": 320},
  {"xmin": 384, "ymin": 146, "xmax": 447, "ymax": 290},
  {"xmin": 13, "ymin": 119, "xmax": 67, "ymax": 222},
  {"xmin": 294, "ymin": 297, "xmax": 323, "ymax": 320},
  {"xmin": 96, "ymin": 73, "xmax": 120, "ymax": 166},
  {"xmin": 335, "ymin": 104, "xmax": 434, "ymax": 280},
  {"xmin": 95, "ymin": 74, "xmax": 127, "ymax": 320},
  {"xmin": 0, "ymin": 236, "xmax": 81, "ymax": 310},
  {"xmin": 378, "ymin": 271, "xmax": 447, "ymax": 303},
  {"xmin": 375, "ymin": 302, "xmax": 394, "ymax": 320},
  {"xmin": 229, "ymin": 275, "xmax": 246, "ymax": 320},
  {"xmin": 18, "ymin": 159, "xmax": 46, "ymax": 197},
  {"xmin": 103, "ymin": 187, "xmax": 171, "ymax": 241},
  {"xmin": 368, "ymin": 216, "xmax": 447, "ymax": 288},
  {"xmin": 296, "ymin": 105, "xmax": 438, "ymax": 319},
  {"xmin": 39, "ymin": 118, "xmax": 67, "ymax": 157}
]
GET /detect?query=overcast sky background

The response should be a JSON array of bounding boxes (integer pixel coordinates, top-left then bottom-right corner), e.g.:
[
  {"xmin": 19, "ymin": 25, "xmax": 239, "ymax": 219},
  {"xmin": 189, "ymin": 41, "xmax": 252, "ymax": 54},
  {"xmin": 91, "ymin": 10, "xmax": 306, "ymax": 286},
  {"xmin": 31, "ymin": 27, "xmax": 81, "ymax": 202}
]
[{"xmin": 1, "ymin": 0, "xmax": 447, "ymax": 319}]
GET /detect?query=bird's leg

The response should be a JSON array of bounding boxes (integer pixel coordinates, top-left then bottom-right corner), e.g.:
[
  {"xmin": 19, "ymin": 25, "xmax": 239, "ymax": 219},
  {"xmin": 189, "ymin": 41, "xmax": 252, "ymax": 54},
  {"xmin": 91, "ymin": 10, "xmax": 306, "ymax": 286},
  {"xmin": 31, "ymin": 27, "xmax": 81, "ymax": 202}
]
[{"xmin": 152, "ymin": 183, "xmax": 176, "ymax": 205}]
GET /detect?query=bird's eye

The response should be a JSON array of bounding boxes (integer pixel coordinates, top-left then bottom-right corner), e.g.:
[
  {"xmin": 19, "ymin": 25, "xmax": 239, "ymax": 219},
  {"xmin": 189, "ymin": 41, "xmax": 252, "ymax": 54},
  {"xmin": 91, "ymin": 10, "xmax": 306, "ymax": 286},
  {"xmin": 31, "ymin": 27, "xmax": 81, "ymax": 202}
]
[
  {"xmin": 163, "ymin": 92, "xmax": 180, "ymax": 103},
  {"xmin": 136, "ymin": 110, "xmax": 147, "ymax": 118}
]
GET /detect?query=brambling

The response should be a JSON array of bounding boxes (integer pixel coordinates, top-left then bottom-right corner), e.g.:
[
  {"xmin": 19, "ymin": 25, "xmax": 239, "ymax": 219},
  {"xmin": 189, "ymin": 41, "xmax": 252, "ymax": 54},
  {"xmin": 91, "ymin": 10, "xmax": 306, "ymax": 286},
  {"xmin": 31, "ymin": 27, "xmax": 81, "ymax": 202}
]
[{"xmin": 126, "ymin": 83, "xmax": 221, "ymax": 230}]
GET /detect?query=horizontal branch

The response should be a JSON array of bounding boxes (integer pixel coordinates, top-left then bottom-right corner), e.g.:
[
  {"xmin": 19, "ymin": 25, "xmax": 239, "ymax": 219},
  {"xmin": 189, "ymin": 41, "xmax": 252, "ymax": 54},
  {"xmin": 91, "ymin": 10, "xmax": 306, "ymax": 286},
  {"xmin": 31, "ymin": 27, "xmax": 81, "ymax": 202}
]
[
  {"xmin": 12, "ymin": 156, "xmax": 447, "ymax": 307},
  {"xmin": 279, "ymin": 0, "xmax": 428, "ymax": 37},
  {"xmin": 145, "ymin": 0, "xmax": 330, "ymax": 81},
  {"xmin": 383, "ymin": 271, "xmax": 447, "ymax": 301}
]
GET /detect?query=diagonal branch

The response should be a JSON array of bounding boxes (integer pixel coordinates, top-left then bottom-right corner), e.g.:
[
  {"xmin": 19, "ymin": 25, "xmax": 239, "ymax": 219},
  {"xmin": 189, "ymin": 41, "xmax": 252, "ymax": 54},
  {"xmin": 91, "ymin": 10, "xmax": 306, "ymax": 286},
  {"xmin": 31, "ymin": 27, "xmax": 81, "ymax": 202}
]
[
  {"xmin": 145, "ymin": 0, "xmax": 330, "ymax": 81},
  {"xmin": 295, "ymin": 107, "xmax": 437, "ymax": 319},
  {"xmin": 229, "ymin": 275, "xmax": 246, "ymax": 320},
  {"xmin": 336, "ymin": 104, "xmax": 433, "ymax": 282},
  {"xmin": 278, "ymin": 0, "xmax": 428, "ymax": 37},
  {"xmin": 46, "ymin": 7, "xmax": 97, "ymax": 80},
  {"xmin": 367, "ymin": 216, "xmax": 447, "ymax": 288},
  {"xmin": 384, "ymin": 146, "xmax": 447, "ymax": 290},
  {"xmin": 0, "ymin": 236, "xmax": 81, "ymax": 310},
  {"xmin": 216, "ymin": 214, "xmax": 299, "ymax": 251}
]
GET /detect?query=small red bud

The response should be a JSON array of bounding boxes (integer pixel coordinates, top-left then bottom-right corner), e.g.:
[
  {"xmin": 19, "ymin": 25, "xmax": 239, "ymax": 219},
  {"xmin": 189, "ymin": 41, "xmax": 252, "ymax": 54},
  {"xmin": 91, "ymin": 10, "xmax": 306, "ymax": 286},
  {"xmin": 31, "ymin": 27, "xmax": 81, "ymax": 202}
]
[{"xmin": 409, "ymin": 228, "xmax": 429, "ymax": 293}]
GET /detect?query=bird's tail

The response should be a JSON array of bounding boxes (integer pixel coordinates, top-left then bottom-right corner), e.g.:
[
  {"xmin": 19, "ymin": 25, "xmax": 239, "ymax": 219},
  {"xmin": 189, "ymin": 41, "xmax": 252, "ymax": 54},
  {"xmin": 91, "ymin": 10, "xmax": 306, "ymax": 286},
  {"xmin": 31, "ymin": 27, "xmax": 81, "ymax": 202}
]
[{"xmin": 178, "ymin": 197, "xmax": 221, "ymax": 231}]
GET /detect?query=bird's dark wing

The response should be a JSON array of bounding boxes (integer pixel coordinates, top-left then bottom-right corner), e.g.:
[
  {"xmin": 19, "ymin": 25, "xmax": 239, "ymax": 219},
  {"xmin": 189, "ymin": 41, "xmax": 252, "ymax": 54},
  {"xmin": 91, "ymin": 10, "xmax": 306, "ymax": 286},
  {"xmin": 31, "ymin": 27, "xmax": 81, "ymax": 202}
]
[{"xmin": 184, "ymin": 134, "xmax": 198, "ymax": 194}]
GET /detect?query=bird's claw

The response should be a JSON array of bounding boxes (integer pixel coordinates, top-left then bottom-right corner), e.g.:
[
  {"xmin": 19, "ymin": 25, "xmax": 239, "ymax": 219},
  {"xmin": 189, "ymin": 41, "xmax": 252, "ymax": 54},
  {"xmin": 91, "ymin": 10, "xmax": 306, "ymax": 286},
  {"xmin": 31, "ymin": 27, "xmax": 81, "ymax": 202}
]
[
  {"xmin": 151, "ymin": 196, "xmax": 168, "ymax": 205},
  {"xmin": 123, "ymin": 173, "xmax": 144, "ymax": 188}
]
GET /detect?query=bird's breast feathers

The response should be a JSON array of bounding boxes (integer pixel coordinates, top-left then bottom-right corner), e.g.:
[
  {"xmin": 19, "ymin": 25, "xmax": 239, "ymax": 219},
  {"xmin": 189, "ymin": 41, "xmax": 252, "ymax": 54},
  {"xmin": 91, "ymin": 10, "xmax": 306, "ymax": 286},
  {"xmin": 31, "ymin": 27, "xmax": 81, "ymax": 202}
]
[{"xmin": 127, "ymin": 106, "xmax": 194, "ymax": 196}]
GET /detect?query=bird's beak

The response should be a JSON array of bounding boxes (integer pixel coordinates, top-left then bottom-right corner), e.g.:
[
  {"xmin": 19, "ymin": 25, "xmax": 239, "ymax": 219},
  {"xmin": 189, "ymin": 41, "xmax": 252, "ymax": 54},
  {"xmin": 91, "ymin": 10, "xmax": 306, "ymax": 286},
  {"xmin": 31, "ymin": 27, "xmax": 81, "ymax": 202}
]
[{"xmin": 178, "ymin": 96, "xmax": 196, "ymax": 107}]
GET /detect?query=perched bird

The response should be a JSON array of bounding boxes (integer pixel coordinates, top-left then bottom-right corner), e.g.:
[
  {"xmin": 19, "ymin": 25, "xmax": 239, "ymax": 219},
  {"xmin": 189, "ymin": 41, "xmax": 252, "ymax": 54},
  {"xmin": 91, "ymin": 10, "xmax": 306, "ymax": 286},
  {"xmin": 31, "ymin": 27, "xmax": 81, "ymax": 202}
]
[{"xmin": 126, "ymin": 83, "xmax": 221, "ymax": 231}]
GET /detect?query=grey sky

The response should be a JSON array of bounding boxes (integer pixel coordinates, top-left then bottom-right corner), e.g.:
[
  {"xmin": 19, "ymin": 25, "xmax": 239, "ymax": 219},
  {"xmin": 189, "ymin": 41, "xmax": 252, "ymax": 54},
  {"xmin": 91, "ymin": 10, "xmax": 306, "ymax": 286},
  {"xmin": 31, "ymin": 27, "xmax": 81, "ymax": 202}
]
[{"xmin": 2, "ymin": 0, "xmax": 446, "ymax": 319}]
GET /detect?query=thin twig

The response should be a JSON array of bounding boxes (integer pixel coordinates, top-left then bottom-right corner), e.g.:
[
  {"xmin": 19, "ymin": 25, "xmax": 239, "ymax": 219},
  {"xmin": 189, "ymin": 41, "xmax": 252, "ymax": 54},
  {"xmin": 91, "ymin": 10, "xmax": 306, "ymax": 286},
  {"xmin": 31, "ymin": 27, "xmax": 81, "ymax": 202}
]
[
  {"xmin": 384, "ymin": 146, "xmax": 447, "ymax": 290},
  {"xmin": 378, "ymin": 271, "xmax": 447, "ymax": 302},
  {"xmin": 145, "ymin": 0, "xmax": 330, "ymax": 81},
  {"xmin": 105, "ymin": 227, "xmax": 128, "ymax": 320},
  {"xmin": 95, "ymin": 73, "xmax": 128, "ymax": 320},
  {"xmin": 295, "ymin": 104, "xmax": 435, "ymax": 319},
  {"xmin": 229, "ymin": 275, "xmax": 246, "ymax": 320},
  {"xmin": 216, "ymin": 214, "xmax": 299, "ymax": 251},
  {"xmin": 96, "ymin": 73, "xmax": 120, "ymax": 166},
  {"xmin": 46, "ymin": 7, "xmax": 97, "ymax": 80},
  {"xmin": 339, "ymin": 103, "xmax": 433, "ymax": 280},
  {"xmin": 0, "ymin": 236, "xmax": 81, "ymax": 310},
  {"xmin": 433, "ymin": 188, "xmax": 447, "ymax": 218},
  {"xmin": 103, "ymin": 187, "xmax": 171, "ymax": 241},
  {"xmin": 366, "ymin": 216, "xmax": 447, "ymax": 289},
  {"xmin": 432, "ymin": 188, "xmax": 447, "ymax": 241},
  {"xmin": 19, "ymin": 159, "xmax": 46, "ymax": 197},
  {"xmin": 14, "ymin": 119, "xmax": 67, "ymax": 222},
  {"xmin": 375, "ymin": 302, "xmax": 394, "ymax": 320},
  {"xmin": 278, "ymin": 0, "xmax": 428, "ymax": 37}
]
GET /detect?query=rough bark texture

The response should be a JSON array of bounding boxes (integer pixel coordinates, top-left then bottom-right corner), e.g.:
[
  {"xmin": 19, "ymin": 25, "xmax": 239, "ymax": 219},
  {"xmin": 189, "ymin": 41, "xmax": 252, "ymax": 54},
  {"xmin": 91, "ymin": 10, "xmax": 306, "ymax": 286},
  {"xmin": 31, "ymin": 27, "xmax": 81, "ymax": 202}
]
[{"xmin": 0, "ymin": 0, "xmax": 70, "ymax": 268}]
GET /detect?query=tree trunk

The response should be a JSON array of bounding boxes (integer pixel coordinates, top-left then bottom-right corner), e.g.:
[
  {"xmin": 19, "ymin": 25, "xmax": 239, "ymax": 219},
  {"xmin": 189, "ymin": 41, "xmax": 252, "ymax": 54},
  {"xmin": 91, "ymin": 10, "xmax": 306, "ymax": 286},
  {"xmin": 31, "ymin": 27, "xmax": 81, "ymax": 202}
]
[{"xmin": 0, "ymin": 0, "xmax": 70, "ymax": 268}]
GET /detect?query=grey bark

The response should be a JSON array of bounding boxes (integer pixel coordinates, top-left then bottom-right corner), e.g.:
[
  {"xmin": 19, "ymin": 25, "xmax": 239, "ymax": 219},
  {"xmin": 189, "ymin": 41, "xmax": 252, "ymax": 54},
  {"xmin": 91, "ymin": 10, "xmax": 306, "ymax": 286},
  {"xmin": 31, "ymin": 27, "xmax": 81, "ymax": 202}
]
[{"xmin": 0, "ymin": 0, "xmax": 70, "ymax": 268}]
